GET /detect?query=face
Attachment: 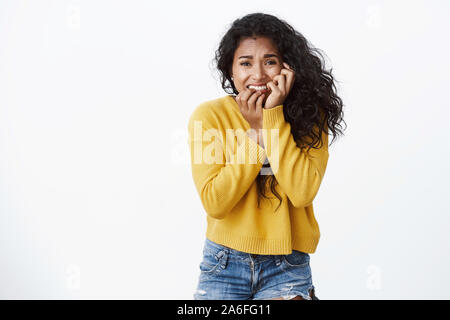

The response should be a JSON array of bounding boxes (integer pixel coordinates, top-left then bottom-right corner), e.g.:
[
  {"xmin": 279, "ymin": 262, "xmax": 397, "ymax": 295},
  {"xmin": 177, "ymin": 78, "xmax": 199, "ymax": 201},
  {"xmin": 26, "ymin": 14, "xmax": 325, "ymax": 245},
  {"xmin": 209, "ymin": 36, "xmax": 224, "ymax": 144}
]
[{"xmin": 231, "ymin": 36, "xmax": 283, "ymax": 100}]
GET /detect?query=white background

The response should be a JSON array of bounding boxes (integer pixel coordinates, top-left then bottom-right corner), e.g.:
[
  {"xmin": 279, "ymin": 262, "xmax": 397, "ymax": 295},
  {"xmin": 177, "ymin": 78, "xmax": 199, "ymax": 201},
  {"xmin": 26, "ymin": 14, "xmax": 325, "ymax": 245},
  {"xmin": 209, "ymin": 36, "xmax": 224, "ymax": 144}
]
[{"xmin": 1, "ymin": 0, "xmax": 449, "ymax": 299}]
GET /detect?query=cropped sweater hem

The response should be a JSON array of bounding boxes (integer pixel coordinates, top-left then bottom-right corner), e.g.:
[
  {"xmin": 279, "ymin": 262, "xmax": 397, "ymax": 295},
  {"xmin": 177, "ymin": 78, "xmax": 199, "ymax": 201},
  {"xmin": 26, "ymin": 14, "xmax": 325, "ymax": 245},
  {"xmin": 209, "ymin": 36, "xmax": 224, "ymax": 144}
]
[{"xmin": 206, "ymin": 229, "xmax": 320, "ymax": 255}]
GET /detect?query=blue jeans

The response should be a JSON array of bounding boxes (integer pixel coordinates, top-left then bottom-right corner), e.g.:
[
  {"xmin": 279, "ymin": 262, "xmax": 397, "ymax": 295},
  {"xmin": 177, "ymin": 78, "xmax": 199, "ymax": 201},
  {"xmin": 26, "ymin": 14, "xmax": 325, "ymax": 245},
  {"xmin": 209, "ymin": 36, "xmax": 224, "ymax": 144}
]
[{"xmin": 194, "ymin": 238, "xmax": 318, "ymax": 300}]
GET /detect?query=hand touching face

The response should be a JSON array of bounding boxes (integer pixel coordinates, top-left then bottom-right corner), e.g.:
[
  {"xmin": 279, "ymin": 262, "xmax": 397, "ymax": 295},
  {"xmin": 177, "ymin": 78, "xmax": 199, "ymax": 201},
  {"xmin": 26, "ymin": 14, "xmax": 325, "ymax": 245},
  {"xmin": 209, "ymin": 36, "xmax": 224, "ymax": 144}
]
[
  {"xmin": 231, "ymin": 36, "xmax": 288, "ymax": 128},
  {"xmin": 263, "ymin": 62, "xmax": 295, "ymax": 109},
  {"xmin": 230, "ymin": 36, "xmax": 295, "ymax": 122},
  {"xmin": 235, "ymin": 87, "xmax": 265, "ymax": 130}
]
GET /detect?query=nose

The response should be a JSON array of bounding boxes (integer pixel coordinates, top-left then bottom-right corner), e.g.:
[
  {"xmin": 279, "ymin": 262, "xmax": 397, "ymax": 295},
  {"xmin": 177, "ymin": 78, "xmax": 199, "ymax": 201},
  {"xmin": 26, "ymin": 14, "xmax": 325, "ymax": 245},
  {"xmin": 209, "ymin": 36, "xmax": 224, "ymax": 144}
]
[{"xmin": 252, "ymin": 63, "xmax": 266, "ymax": 81}]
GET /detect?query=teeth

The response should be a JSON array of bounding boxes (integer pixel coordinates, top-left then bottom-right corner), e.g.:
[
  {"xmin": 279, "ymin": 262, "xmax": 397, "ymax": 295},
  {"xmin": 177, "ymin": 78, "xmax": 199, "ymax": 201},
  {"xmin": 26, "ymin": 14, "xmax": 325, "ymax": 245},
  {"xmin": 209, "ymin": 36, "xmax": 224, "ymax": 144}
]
[{"xmin": 248, "ymin": 85, "xmax": 267, "ymax": 90}]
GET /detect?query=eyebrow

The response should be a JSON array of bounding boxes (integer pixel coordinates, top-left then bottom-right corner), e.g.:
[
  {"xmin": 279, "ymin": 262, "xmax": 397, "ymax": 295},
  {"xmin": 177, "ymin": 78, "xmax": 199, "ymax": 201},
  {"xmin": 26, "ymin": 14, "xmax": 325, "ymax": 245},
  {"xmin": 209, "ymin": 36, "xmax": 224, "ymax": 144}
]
[{"xmin": 238, "ymin": 54, "xmax": 279, "ymax": 59}]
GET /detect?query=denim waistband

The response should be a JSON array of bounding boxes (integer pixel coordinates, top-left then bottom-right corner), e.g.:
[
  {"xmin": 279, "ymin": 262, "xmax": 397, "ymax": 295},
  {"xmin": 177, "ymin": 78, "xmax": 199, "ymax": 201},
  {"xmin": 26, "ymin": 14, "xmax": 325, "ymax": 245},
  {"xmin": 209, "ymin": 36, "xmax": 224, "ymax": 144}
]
[{"xmin": 204, "ymin": 237, "xmax": 280, "ymax": 258}]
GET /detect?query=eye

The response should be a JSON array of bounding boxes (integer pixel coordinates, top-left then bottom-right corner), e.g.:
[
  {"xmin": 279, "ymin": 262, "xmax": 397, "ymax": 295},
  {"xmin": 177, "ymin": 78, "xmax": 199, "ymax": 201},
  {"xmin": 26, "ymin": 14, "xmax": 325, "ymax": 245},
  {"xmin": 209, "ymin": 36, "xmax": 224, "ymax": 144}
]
[{"xmin": 239, "ymin": 60, "xmax": 277, "ymax": 66}]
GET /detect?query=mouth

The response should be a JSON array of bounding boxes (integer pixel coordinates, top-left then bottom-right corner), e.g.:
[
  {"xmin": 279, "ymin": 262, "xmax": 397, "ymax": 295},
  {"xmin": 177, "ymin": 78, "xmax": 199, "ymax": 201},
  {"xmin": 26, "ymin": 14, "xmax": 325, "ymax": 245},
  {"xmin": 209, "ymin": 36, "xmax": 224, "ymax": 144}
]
[{"xmin": 247, "ymin": 84, "xmax": 270, "ymax": 93}]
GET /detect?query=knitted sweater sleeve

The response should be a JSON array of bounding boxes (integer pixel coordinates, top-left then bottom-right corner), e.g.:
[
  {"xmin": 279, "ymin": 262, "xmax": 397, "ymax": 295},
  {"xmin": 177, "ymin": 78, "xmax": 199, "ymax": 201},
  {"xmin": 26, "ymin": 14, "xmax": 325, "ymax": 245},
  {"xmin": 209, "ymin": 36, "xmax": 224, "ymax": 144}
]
[
  {"xmin": 262, "ymin": 105, "xmax": 329, "ymax": 208},
  {"xmin": 188, "ymin": 105, "xmax": 266, "ymax": 219}
]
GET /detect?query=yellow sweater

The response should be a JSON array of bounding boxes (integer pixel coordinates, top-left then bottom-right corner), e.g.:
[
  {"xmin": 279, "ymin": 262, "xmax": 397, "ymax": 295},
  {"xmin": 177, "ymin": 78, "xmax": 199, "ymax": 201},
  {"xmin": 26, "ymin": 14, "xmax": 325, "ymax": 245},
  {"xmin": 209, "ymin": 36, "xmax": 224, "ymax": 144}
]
[{"xmin": 187, "ymin": 95, "xmax": 329, "ymax": 255}]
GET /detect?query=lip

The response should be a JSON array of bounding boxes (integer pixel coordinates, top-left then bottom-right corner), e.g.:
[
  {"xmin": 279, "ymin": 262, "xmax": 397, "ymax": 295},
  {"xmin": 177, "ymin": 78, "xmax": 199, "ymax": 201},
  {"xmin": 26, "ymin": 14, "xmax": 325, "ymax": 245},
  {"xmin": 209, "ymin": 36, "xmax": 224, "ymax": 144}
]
[
  {"xmin": 247, "ymin": 83, "xmax": 270, "ymax": 93},
  {"xmin": 247, "ymin": 83, "xmax": 267, "ymax": 87}
]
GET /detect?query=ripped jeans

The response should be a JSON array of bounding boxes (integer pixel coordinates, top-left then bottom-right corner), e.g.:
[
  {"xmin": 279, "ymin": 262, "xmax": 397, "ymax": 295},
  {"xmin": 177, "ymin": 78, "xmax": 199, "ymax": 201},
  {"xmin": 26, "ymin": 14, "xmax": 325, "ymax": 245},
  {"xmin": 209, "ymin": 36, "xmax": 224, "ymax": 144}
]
[{"xmin": 194, "ymin": 238, "xmax": 319, "ymax": 300}]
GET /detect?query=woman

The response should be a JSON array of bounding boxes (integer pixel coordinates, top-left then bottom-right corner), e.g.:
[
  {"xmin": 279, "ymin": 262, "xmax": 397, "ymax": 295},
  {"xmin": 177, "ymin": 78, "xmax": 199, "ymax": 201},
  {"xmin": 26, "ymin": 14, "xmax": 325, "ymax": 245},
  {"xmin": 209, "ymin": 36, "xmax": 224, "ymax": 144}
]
[{"xmin": 188, "ymin": 12, "xmax": 345, "ymax": 300}]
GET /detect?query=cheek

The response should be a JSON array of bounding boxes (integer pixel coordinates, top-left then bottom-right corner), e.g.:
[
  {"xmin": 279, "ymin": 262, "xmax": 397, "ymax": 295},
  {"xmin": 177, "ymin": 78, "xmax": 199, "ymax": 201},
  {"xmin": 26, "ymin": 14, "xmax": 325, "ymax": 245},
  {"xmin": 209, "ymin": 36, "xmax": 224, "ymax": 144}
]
[
  {"xmin": 233, "ymin": 76, "xmax": 248, "ymax": 92},
  {"xmin": 269, "ymin": 68, "xmax": 282, "ymax": 79}
]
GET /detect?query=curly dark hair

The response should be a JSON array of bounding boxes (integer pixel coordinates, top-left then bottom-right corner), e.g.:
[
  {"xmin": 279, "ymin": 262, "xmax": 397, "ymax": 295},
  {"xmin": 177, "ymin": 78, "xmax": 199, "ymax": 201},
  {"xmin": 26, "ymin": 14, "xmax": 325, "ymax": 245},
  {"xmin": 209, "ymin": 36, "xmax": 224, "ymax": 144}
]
[{"xmin": 214, "ymin": 12, "xmax": 346, "ymax": 211}]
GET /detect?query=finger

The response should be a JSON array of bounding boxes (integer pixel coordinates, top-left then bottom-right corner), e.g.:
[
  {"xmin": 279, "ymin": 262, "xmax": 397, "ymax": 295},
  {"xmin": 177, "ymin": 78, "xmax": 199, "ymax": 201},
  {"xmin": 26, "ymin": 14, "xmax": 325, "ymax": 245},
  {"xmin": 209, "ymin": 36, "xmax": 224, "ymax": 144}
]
[
  {"xmin": 235, "ymin": 93, "xmax": 244, "ymax": 112},
  {"xmin": 241, "ymin": 88, "xmax": 256, "ymax": 101},
  {"xmin": 247, "ymin": 90, "xmax": 262, "ymax": 112},
  {"xmin": 283, "ymin": 62, "xmax": 293, "ymax": 70},
  {"xmin": 266, "ymin": 81, "xmax": 279, "ymax": 94},
  {"xmin": 237, "ymin": 89, "xmax": 252, "ymax": 112},
  {"xmin": 274, "ymin": 74, "xmax": 286, "ymax": 94},
  {"xmin": 241, "ymin": 88, "xmax": 256, "ymax": 111},
  {"xmin": 256, "ymin": 92, "xmax": 265, "ymax": 113},
  {"xmin": 280, "ymin": 69, "xmax": 294, "ymax": 93}
]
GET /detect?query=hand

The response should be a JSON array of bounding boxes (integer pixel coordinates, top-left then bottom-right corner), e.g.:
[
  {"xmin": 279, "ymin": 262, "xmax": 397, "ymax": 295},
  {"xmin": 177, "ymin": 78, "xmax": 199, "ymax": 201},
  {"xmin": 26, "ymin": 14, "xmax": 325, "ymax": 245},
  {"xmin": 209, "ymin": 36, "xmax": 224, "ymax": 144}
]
[
  {"xmin": 235, "ymin": 87, "xmax": 265, "ymax": 130},
  {"xmin": 264, "ymin": 62, "xmax": 295, "ymax": 110}
]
